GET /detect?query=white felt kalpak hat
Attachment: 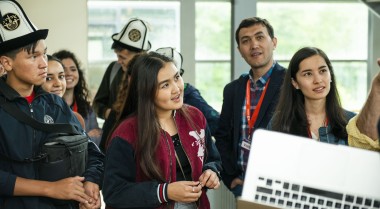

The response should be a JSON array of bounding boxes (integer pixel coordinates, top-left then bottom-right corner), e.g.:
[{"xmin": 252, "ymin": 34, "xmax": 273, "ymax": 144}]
[
  {"xmin": 112, "ymin": 18, "xmax": 151, "ymax": 52},
  {"xmin": 0, "ymin": 0, "xmax": 48, "ymax": 54},
  {"xmin": 156, "ymin": 47, "xmax": 183, "ymax": 71}
]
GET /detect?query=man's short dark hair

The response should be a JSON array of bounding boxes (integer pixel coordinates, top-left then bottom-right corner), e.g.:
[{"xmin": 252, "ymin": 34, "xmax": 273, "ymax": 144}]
[
  {"xmin": 235, "ymin": 17, "xmax": 275, "ymax": 45},
  {"xmin": 1, "ymin": 41, "xmax": 40, "ymax": 59},
  {"xmin": 111, "ymin": 41, "xmax": 143, "ymax": 53}
]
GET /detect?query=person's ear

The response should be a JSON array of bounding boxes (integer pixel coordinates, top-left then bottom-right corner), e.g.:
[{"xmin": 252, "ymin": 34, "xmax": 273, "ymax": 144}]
[
  {"xmin": 0, "ymin": 56, "xmax": 13, "ymax": 72},
  {"xmin": 272, "ymin": 37, "xmax": 278, "ymax": 50},
  {"xmin": 291, "ymin": 78, "xmax": 299, "ymax": 90},
  {"xmin": 237, "ymin": 45, "xmax": 244, "ymax": 58}
]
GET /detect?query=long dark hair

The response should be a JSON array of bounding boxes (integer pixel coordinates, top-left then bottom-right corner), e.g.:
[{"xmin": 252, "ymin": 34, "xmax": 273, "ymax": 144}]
[
  {"xmin": 271, "ymin": 47, "xmax": 348, "ymax": 139},
  {"xmin": 112, "ymin": 52, "xmax": 173, "ymax": 181},
  {"xmin": 109, "ymin": 52, "xmax": 198, "ymax": 181},
  {"xmin": 53, "ymin": 50, "xmax": 91, "ymax": 118}
]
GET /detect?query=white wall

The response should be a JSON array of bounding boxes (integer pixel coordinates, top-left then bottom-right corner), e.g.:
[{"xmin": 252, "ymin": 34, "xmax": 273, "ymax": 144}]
[{"xmin": 21, "ymin": 0, "xmax": 88, "ymax": 71}]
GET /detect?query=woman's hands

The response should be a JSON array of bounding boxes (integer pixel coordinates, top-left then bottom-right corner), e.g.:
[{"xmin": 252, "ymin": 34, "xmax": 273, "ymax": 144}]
[
  {"xmin": 199, "ymin": 169, "xmax": 220, "ymax": 189},
  {"xmin": 167, "ymin": 181, "xmax": 202, "ymax": 203},
  {"xmin": 167, "ymin": 169, "xmax": 220, "ymax": 203}
]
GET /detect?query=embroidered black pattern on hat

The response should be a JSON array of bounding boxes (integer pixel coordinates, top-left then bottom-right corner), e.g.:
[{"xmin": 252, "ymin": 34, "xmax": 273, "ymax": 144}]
[
  {"xmin": 0, "ymin": 0, "xmax": 48, "ymax": 54},
  {"xmin": 1, "ymin": 13, "xmax": 20, "ymax": 31},
  {"xmin": 128, "ymin": 29, "xmax": 141, "ymax": 42}
]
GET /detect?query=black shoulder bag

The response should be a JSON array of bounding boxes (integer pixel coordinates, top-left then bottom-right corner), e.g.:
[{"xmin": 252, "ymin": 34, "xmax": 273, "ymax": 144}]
[{"xmin": 0, "ymin": 99, "xmax": 88, "ymax": 182}]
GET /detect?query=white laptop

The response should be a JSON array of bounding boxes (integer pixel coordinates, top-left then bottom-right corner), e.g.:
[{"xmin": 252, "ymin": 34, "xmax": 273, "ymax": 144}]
[{"xmin": 239, "ymin": 129, "xmax": 380, "ymax": 209}]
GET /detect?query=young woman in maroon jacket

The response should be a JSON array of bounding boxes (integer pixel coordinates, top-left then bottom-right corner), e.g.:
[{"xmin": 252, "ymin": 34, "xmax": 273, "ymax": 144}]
[{"xmin": 103, "ymin": 52, "xmax": 222, "ymax": 209}]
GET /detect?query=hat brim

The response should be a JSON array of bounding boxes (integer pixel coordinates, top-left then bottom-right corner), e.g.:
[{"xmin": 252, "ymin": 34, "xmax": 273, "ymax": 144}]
[
  {"xmin": 112, "ymin": 33, "xmax": 151, "ymax": 53},
  {"xmin": 0, "ymin": 29, "xmax": 48, "ymax": 55}
]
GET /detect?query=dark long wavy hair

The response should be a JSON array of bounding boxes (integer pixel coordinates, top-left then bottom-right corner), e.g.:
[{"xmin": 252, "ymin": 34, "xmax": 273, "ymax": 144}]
[
  {"xmin": 109, "ymin": 52, "xmax": 196, "ymax": 181},
  {"xmin": 53, "ymin": 50, "xmax": 91, "ymax": 118},
  {"xmin": 271, "ymin": 47, "xmax": 348, "ymax": 139}
]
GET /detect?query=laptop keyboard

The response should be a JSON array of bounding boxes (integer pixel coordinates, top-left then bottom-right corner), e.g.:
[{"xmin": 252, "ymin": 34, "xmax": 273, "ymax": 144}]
[{"xmin": 253, "ymin": 177, "xmax": 380, "ymax": 209}]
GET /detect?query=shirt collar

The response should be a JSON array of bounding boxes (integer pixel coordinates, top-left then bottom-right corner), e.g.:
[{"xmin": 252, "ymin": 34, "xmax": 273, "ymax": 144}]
[{"xmin": 249, "ymin": 61, "xmax": 276, "ymax": 86}]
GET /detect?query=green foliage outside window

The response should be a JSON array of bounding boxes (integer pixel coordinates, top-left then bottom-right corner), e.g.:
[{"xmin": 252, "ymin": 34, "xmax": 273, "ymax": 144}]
[{"xmin": 258, "ymin": 2, "xmax": 368, "ymax": 111}]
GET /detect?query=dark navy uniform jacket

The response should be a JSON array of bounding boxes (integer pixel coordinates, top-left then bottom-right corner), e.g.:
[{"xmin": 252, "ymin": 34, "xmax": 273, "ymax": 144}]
[
  {"xmin": 0, "ymin": 76, "xmax": 104, "ymax": 209},
  {"xmin": 214, "ymin": 63, "xmax": 286, "ymax": 190}
]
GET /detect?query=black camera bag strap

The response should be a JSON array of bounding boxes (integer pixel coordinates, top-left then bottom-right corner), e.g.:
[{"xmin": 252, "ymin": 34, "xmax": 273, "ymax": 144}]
[{"xmin": 0, "ymin": 98, "xmax": 80, "ymax": 134}]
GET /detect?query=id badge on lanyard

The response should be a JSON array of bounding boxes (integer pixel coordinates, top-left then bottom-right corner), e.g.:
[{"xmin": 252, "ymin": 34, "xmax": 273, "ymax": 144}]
[{"xmin": 241, "ymin": 139, "xmax": 252, "ymax": 151}]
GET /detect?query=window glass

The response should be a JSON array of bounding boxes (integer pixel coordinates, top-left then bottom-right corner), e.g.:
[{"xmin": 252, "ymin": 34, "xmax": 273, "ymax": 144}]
[
  {"xmin": 195, "ymin": 62, "xmax": 231, "ymax": 111},
  {"xmin": 332, "ymin": 62, "xmax": 367, "ymax": 112},
  {"xmin": 87, "ymin": 1, "xmax": 180, "ymax": 96},
  {"xmin": 195, "ymin": 2, "xmax": 231, "ymax": 111},
  {"xmin": 195, "ymin": 2, "xmax": 231, "ymax": 60},
  {"xmin": 258, "ymin": 2, "xmax": 368, "ymax": 111}
]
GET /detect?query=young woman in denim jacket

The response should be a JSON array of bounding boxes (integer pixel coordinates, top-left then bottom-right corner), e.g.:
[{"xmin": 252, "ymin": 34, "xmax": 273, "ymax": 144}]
[{"xmin": 268, "ymin": 47, "xmax": 355, "ymax": 144}]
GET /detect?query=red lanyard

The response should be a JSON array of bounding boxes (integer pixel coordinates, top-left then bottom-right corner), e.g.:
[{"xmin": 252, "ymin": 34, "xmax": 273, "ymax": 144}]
[
  {"xmin": 72, "ymin": 101, "xmax": 78, "ymax": 112},
  {"xmin": 307, "ymin": 117, "xmax": 329, "ymax": 138},
  {"xmin": 245, "ymin": 79, "xmax": 270, "ymax": 136}
]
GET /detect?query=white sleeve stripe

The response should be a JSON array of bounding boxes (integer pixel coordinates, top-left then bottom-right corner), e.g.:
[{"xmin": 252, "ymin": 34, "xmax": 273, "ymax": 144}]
[
  {"xmin": 157, "ymin": 184, "xmax": 162, "ymax": 203},
  {"xmin": 163, "ymin": 183, "xmax": 168, "ymax": 202}
]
